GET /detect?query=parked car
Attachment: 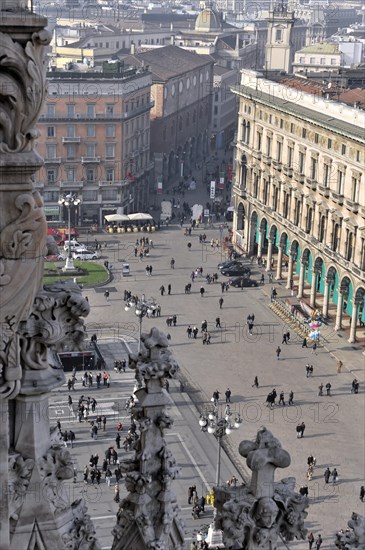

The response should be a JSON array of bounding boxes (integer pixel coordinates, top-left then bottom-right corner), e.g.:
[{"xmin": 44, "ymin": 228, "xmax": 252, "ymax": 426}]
[
  {"xmin": 63, "ymin": 240, "xmax": 87, "ymax": 252},
  {"xmin": 218, "ymin": 258, "xmax": 244, "ymax": 270},
  {"xmin": 72, "ymin": 250, "xmax": 98, "ymax": 261},
  {"xmin": 45, "ymin": 253, "xmax": 65, "ymax": 262},
  {"xmin": 229, "ymin": 277, "xmax": 258, "ymax": 288},
  {"xmin": 221, "ymin": 265, "xmax": 251, "ymax": 277}
]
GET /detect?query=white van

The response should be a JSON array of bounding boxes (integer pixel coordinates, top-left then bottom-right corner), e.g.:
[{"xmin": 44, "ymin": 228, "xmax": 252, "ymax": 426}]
[{"xmin": 63, "ymin": 240, "xmax": 87, "ymax": 252}]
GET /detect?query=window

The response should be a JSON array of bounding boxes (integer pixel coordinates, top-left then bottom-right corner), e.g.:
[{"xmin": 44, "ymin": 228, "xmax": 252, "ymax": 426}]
[
  {"xmin": 171, "ymin": 84, "xmax": 176, "ymax": 96},
  {"xmin": 214, "ymin": 106, "xmax": 218, "ymax": 115},
  {"xmin": 186, "ymin": 77, "xmax": 190, "ymax": 90},
  {"xmin": 67, "ymin": 104, "xmax": 75, "ymax": 117},
  {"xmin": 47, "ymin": 104, "xmax": 55, "ymax": 117},
  {"xmin": 101, "ymin": 189, "xmax": 117, "ymax": 201},
  {"xmin": 314, "ymin": 133, "xmax": 319, "ymax": 144},
  {"xmin": 67, "ymin": 125, "xmax": 75, "ymax": 138},
  {"xmin": 179, "ymin": 81, "xmax": 183, "ymax": 93},
  {"xmin": 309, "ymin": 57, "xmax": 315, "ymax": 64},
  {"xmin": 277, "ymin": 141, "xmax": 282, "ymax": 163},
  {"xmin": 259, "ymin": 110, "xmax": 262, "ymax": 120},
  {"xmin": 294, "ymin": 198, "xmax": 301, "ymax": 226},
  {"xmin": 47, "ymin": 126, "xmax": 55, "ymax": 138},
  {"xmin": 287, "ymin": 146, "xmax": 293, "ymax": 168},
  {"xmin": 331, "ymin": 58, "xmax": 337, "ymax": 65},
  {"xmin": 266, "ymin": 136, "xmax": 271, "ymax": 157},
  {"xmin": 269, "ymin": 114, "xmax": 272, "ymax": 124},
  {"xmin": 323, "ymin": 163, "xmax": 331, "ymax": 187},
  {"xmin": 275, "ymin": 28, "xmax": 282, "ymax": 42},
  {"xmin": 320, "ymin": 58, "xmax": 325, "ymax": 65},
  {"xmin": 253, "ymin": 174, "xmax": 259, "ymax": 198},
  {"xmin": 299, "ymin": 57, "xmax": 305, "ymax": 63},
  {"xmin": 332, "ymin": 222, "xmax": 340, "ymax": 251},
  {"xmin": 283, "ymin": 192, "xmax": 290, "ymax": 218},
  {"xmin": 302, "ymin": 128, "xmax": 306, "ymax": 139},
  {"xmin": 280, "ymin": 119, "xmax": 283, "ymax": 129},
  {"xmin": 346, "ymin": 231, "xmax": 354, "ymax": 262},
  {"xmin": 106, "ymin": 125, "xmax": 115, "ymax": 138},
  {"xmin": 66, "ymin": 144, "xmax": 75, "ymax": 160},
  {"xmin": 206, "ymin": 70, "xmax": 209, "ymax": 81},
  {"xmin": 105, "ymin": 143, "xmax": 115, "ymax": 159},
  {"xmin": 327, "ymin": 138, "xmax": 332, "ymax": 149},
  {"xmin": 341, "ymin": 144, "xmax": 346, "ymax": 155},
  {"xmin": 273, "ymin": 187, "xmax": 279, "ymax": 211},
  {"xmin": 46, "ymin": 144, "xmax": 57, "ymax": 159},
  {"xmin": 290, "ymin": 123, "xmax": 294, "ymax": 133},
  {"xmin": 86, "ymin": 168, "xmax": 95, "ymax": 182},
  {"xmin": 351, "ymin": 177, "xmax": 360, "ymax": 203},
  {"xmin": 83, "ymin": 190, "xmax": 98, "ymax": 201},
  {"xmin": 43, "ymin": 191, "xmax": 59, "ymax": 201},
  {"xmin": 356, "ymin": 150, "xmax": 360, "ymax": 162},
  {"xmin": 319, "ymin": 215, "xmax": 326, "ymax": 243},
  {"xmin": 87, "ymin": 104, "xmax": 95, "ymax": 117},
  {"xmin": 263, "ymin": 180, "xmax": 270, "ymax": 205},
  {"xmin": 86, "ymin": 144, "xmax": 95, "ymax": 158},
  {"xmin": 106, "ymin": 104, "xmax": 114, "ymax": 115},
  {"xmin": 337, "ymin": 169, "xmax": 344, "ymax": 195},
  {"xmin": 193, "ymin": 75, "xmax": 197, "ymax": 86},
  {"xmin": 106, "ymin": 168, "xmax": 114, "ymax": 182},
  {"xmin": 87, "ymin": 125, "xmax": 95, "ymax": 137},
  {"xmin": 66, "ymin": 168, "xmax": 75, "ymax": 182},
  {"xmin": 306, "ymin": 207, "xmax": 313, "ymax": 234},
  {"xmin": 47, "ymin": 169, "xmax": 56, "ymax": 183},
  {"xmin": 310, "ymin": 157, "xmax": 317, "ymax": 180},
  {"xmin": 299, "ymin": 151, "xmax": 305, "ymax": 174},
  {"xmin": 256, "ymin": 131, "xmax": 262, "ymax": 151}
]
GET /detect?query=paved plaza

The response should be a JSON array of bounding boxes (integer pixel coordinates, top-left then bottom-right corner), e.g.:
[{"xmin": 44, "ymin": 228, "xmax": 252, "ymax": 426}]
[{"xmin": 52, "ymin": 170, "xmax": 364, "ymax": 549}]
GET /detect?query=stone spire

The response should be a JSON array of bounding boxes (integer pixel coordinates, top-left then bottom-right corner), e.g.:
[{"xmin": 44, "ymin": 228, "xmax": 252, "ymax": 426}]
[
  {"xmin": 0, "ymin": 2, "xmax": 100, "ymax": 548},
  {"xmin": 215, "ymin": 427, "xmax": 309, "ymax": 549},
  {"xmin": 112, "ymin": 327, "xmax": 185, "ymax": 550}
]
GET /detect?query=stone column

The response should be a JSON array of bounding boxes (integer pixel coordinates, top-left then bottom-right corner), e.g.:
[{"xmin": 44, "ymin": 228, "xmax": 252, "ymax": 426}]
[
  {"xmin": 297, "ymin": 262, "xmax": 306, "ymax": 299},
  {"xmin": 275, "ymin": 245, "xmax": 283, "ymax": 280},
  {"xmin": 257, "ymin": 230, "xmax": 263, "ymax": 258},
  {"xmin": 266, "ymin": 239, "xmax": 274, "ymax": 272},
  {"xmin": 310, "ymin": 270, "xmax": 317, "ymax": 308},
  {"xmin": 348, "ymin": 301, "xmax": 359, "ymax": 343},
  {"xmin": 285, "ymin": 254, "xmax": 294, "ymax": 289},
  {"xmin": 322, "ymin": 278, "xmax": 331, "ymax": 318},
  {"xmin": 335, "ymin": 291, "xmax": 343, "ymax": 331}
]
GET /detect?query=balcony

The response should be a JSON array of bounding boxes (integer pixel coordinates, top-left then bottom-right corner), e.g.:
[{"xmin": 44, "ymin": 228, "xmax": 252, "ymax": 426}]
[
  {"xmin": 331, "ymin": 191, "xmax": 344, "ymax": 205},
  {"xmin": 272, "ymin": 160, "xmax": 282, "ymax": 171},
  {"xmin": 305, "ymin": 177, "xmax": 317, "ymax": 191},
  {"xmin": 344, "ymin": 199, "xmax": 359, "ymax": 214},
  {"xmin": 81, "ymin": 157, "xmax": 101, "ymax": 164},
  {"xmin": 252, "ymin": 149, "xmax": 262, "ymax": 161},
  {"xmin": 262, "ymin": 154, "xmax": 271, "ymax": 165},
  {"xmin": 318, "ymin": 184, "xmax": 330, "ymax": 198},
  {"xmin": 44, "ymin": 157, "xmax": 62, "ymax": 164},
  {"xmin": 293, "ymin": 171, "xmax": 305, "ymax": 184},
  {"xmin": 62, "ymin": 136, "xmax": 81, "ymax": 143},
  {"xmin": 99, "ymin": 180, "xmax": 129, "ymax": 187},
  {"xmin": 282, "ymin": 165, "xmax": 293, "ymax": 177},
  {"xmin": 59, "ymin": 181, "xmax": 84, "ymax": 188}
]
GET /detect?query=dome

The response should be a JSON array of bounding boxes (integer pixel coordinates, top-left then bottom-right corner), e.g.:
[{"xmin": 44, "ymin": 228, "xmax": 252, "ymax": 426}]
[{"xmin": 195, "ymin": 7, "xmax": 222, "ymax": 33}]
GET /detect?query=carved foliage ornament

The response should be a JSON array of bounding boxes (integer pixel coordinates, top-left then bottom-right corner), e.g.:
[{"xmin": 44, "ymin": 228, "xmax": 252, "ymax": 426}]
[{"xmin": 0, "ymin": 30, "xmax": 51, "ymax": 153}]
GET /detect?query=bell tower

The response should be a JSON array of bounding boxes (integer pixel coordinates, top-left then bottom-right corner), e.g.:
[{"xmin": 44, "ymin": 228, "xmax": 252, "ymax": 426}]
[{"xmin": 265, "ymin": 1, "xmax": 295, "ymax": 74}]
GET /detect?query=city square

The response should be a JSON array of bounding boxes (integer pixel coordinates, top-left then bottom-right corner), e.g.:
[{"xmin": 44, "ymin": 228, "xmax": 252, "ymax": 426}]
[{"xmin": 54, "ymin": 173, "xmax": 364, "ymax": 548}]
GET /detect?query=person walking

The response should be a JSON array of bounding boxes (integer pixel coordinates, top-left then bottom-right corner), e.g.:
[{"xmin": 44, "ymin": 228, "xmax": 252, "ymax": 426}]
[
  {"xmin": 318, "ymin": 383, "xmax": 324, "ymax": 396},
  {"xmin": 105, "ymin": 468, "xmax": 112, "ymax": 486},
  {"xmin": 215, "ymin": 317, "xmax": 221, "ymax": 328},
  {"xmin": 308, "ymin": 532, "xmax": 315, "ymax": 549},
  {"xmin": 114, "ymin": 483, "xmax": 120, "ymax": 503},
  {"xmin": 312, "ymin": 341, "xmax": 317, "ymax": 355},
  {"xmin": 252, "ymin": 376, "xmax": 259, "ymax": 388},
  {"xmin": 225, "ymin": 388, "xmax": 231, "ymax": 403},
  {"xmin": 278, "ymin": 391, "xmax": 285, "ymax": 406},
  {"xmin": 168, "ymin": 284, "xmax": 172, "ymax": 295},
  {"xmin": 302, "ymin": 337, "xmax": 308, "ymax": 348},
  {"xmin": 193, "ymin": 326, "xmax": 198, "ymax": 339},
  {"xmin": 200, "ymin": 286, "xmax": 205, "ymax": 297},
  {"xmin": 360, "ymin": 485, "xmax": 364, "ymax": 502},
  {"xmin": 115, "ymin": 433, "xmax": 121, "ymax": 449},
  {"xmin": 160, "ymin": 285, "xmax": 165, "ymax": 296},
  {"xmin": 288, "ymin": 390, "xmax": 294, "ymax": 405},
  {"xmin": 324, "ymin": 467, "xmax": 331, "ymax": 484},
  {"xmin": 104, "ymin": 290, "xmax": 109, "ymax": 301},
  {"xmin": 212, "ymin": 390, "xmax": 220, "ymax": 405},
  {"xmin": 187, "ymin": 325, "xmax": 193, "ymax": 338},
  {"xmin": 315, "ymin": 534, "xmax": 323, "ymax": 549},
  {"xmin": 68, "ymin": 430, "xmax": 75, "ymax": 448},
  {"xmin": 219, "ymin": 297, "xmax": 224, "ymax": 309},
  {"xmin": 300, "ymin": 421, "xmax": 306, "ymax": 437},
  {"xmin": 170, "ymin": 258, "xmax": 175, "ymax": 269},
  {"xmin": 282, "ymin": 333, "xmax": 287, "ymax": 345},
  {"xmin": 331, "ymin": 468, "xmax": 339, "ymax": 484},
  {"xmin": 276, "ymin": 346, "xmax": 281, "ymax": 360},
  {"xmin": 325, "ymin": 382, "xmax": 332, "ymax": 396},
  {"xmin": 102, "ymin": 416, "xmax": 107, "ymax": 431}
]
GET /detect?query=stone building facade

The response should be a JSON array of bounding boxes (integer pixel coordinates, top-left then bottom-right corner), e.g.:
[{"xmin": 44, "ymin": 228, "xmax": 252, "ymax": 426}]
[
  {"xmin": 124, "ymin": 45, "xmax": 214, "ymax": 188},
  {"xmin": 231, "ymin": 70, "xmax": 365, "ymax": 341},
  {"xmin": 35, "ymin": 64, "xmax": 153, "ymax": 225}
]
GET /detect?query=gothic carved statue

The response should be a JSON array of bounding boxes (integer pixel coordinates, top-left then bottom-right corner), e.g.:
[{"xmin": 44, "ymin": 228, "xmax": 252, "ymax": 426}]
[
  {"xmin": 219, "ymin": 427, "xmax": 309, "ymax": 549},
  {"xmin": 335, "ymin": 513, "xmax": 365, "ymax": 549}
]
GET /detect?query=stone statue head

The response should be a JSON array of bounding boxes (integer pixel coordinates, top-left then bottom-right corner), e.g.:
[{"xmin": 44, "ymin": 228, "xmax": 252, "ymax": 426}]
[{"xmin": 253, "ymin": 497, "xmax": 279, "ymax": 529}]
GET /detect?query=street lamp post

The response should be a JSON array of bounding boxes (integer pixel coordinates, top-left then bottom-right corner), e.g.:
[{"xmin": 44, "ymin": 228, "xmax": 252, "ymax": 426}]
[
  {"xmin": 198, "ymin": 405, "xmax": 242, "ymax": 548},
  {"xmin": 125, "ymin": 297, "xmax": 156, "ymax": 354},
  {"xmin": 58, "ymin": 192, "xmax": 81, "ymax": 271}
]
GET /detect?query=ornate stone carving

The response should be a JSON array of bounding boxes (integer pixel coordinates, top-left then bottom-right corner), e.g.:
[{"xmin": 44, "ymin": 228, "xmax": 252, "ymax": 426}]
[
  {"xmin": 0, "ymin": 29, "xmax": 51, "ymax": 154},
  {"xmin": 216, "ymin": 427, "xmax": 309, "ymax": 549},
  {"xmin": 335, "ymin": 513, "xmax": 365, "ymax": 549},
  {"xmin": 18, "ymin": 281, "xmax": 90, "ymax": 371},
  {"xmin": 62, "ymin": 499, "xmax": 101, "ymax": 550},
  {"xmin": 8, "ymin": 453, "xmax": 34, "ymax": 521},
  {"xmin": 112, "ymin": 327, "xmax": 185, "ymax": 550}
]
